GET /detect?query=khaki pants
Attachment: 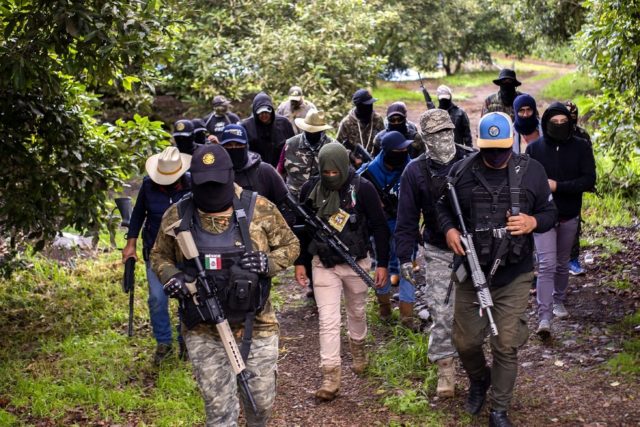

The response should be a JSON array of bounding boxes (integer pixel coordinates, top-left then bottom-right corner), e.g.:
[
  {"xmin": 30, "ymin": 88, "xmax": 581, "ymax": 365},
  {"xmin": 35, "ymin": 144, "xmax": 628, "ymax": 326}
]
[
  {"xmin": 452, "ymin": 272, "xmax": 532, "ymax": 412},
  {"xmin": 312, "ymin": 255, "xmax": 371, "ymax": 367}
]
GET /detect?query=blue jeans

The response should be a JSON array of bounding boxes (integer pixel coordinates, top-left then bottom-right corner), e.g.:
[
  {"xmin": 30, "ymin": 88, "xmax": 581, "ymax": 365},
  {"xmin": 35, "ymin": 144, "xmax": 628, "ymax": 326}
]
[
  {"xmin": 376, "ymin": 238, "xmax": 415, "ymax": 303},
  {"xmin": 146, "ymin": 261, "xmax": 182, "ymax": 345}
]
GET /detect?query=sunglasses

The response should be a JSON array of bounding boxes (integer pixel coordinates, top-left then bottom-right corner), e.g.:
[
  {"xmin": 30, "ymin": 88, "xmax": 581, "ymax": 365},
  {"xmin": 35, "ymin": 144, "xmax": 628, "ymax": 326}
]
[{"xmin": 388, "ymin": 116, "xmax": 405, "ymax": 125}]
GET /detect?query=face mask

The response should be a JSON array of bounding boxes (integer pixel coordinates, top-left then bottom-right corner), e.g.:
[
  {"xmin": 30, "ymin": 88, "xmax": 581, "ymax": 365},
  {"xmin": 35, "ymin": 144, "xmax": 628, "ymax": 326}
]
[
  {"xmin": 355, "ymin": 104, "xmax": 373, "ymax": 123},
  {"xmin": 438, "ymin": 99, "xmax": 452, "ymax": 110},
  {"xmin": 384, "ymin": 150, "xmax": 408, "ymax": 169},
  {"xmin": 290, "ymin": 100, "xmax": 301, "ymax": 110},
  {"xmin": 514, "ymin": 114, "xmax": 539, "ymax": 136},
  {"xmin": 214, "ymin": 106, "xmax": 228, "ymax": 115},
  {"xmin": 174, "ymin": 135, "xmax": 194, "ymax": 154},
  {"xmin": 546, "ymin": 121, "xmax": 571, "ymax": 142},
  {"xmin": 192, "ymin": 181, "xmax": 235, "ymax": 213},
  {"xmin": 225, "ymin": 146, "xmax": 248, "ymax": 170},
  {"xmin": 387, "ymin": 116, "xmax": 406, "ymax": 133},
  {"xmin": 305, "ymin": 131, "xmax": 323, "ymax": 146},
  {"xmin": 499, "ymin": 84, "xmax": 517, "ymax": 106},
  {"xmin": 480, "ymin": 148, "xmax": 512, "ymax": 169},
  {"xmin": 321, "ymin": 174, "xmax": 343, "ymax": 191},
  {"xmin": 425, "ymin": 130, "xmax": 456, "ymax": 165},
  {"xmin": 194, "ymin": 131, "xmax": 207, "ymax": 145}
]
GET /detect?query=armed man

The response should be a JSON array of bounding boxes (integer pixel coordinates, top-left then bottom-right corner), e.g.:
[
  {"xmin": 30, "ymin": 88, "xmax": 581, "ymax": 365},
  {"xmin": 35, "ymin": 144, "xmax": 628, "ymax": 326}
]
[
  {"xmin": 294, "ymin": 143, "xmax": 389, "ymax": 402},
  {"xmin": 436, "ymin": 112, "xmax": 557, "ymax": 427},
  {"xmin": 151, "ymin": 143, "xmax": 299, "ymax": 426},
  {"xmin": 394, "ymin": 109, "xmax": 473, "ymax": 397}
]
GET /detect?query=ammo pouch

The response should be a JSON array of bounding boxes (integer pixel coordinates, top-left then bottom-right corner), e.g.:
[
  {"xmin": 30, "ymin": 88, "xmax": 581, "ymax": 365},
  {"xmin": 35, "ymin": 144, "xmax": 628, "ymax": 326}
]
[{"xmin": 223, "ymin": 264, "xmax": 261, "ymax": 324}]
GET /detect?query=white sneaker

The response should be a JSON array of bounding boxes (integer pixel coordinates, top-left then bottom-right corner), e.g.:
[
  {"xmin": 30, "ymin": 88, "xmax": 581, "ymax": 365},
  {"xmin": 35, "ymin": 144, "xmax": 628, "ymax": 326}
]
[
  {"xmin": 553, "ymin": 303, "xmax": 569, "ymax": 319},
  {"xmin": 537, "ymin": 319, "xmax": 551, "ymax": 339}
]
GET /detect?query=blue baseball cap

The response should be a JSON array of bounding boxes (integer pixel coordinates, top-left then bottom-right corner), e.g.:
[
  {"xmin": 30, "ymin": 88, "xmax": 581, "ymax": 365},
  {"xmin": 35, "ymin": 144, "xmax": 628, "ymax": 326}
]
[
  {"xmin": 219, "ymin": 124, "xmax": 248, "ymax": 145},
  {"xmin": 381, "ymin": 131, "xmax": 412, "ymax": 152},
  {"xmin": 477, "ymin": 112, "xmax": 514, "ymax": 148}
]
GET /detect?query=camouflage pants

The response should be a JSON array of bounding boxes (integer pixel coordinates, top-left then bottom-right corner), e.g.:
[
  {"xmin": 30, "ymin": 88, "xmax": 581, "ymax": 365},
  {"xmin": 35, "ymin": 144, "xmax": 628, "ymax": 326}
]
[
  {"xmin": 184, "ymin": 327, "xmax": 278, "ymax": 427},
  {"xmin": 422, "ymin": 243, "xmax": 458, "ymax": 362}
]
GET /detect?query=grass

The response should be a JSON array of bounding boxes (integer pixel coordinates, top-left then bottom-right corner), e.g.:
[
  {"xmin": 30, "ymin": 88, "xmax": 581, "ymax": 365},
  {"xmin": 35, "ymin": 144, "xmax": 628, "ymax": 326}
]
[
  {"xmin": 373, "ymin": 81, "xmax": 472, "ymax": 106},
  {"xmin": 607, "ymin": 312, "xmax": 640, "ymax": 378},
  {"xmin": 539, "ymin": 71, "xmax": 598, "ymax": 114}
]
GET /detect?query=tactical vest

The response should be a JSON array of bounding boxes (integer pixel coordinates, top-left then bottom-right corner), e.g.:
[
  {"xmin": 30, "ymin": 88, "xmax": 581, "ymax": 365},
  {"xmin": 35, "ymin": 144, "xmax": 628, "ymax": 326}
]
[
  {"xmin": 454, "ymin": 153, "xmax": 531, "ymax": 268},
  {"xmin": 176, "ymin": 191, "xmax": 267, "ymax": 328},
  {"xmin": 308, "ymin": 176, "xmax": 370, "ymax": 267}
]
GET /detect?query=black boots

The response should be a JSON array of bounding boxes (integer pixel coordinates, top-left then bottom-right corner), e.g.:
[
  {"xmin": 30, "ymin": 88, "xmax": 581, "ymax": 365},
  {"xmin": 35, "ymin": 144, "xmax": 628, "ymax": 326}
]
[
  {"xmin": 465, "ymin": 367, "xmax": 491, "ymax": 415},
  {"xmin": 489, "ymin": 410, "xmax": 513, "ymax": 427}
]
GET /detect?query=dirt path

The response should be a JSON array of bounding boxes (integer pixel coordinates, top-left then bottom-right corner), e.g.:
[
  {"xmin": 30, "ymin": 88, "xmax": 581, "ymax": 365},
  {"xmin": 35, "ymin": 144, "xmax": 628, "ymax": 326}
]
[{"xmin": 269, "ymin": 61, "xmax": 639, "ymax": 426}]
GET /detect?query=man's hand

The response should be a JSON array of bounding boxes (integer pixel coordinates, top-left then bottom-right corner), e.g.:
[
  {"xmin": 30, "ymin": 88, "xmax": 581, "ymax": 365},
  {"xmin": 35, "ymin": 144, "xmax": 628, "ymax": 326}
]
[
  {"xmin": 374, "ymin": 267, "xmax": 388, "ymax": 289},
  {"xmin": 400, "ymin": 262, "xmax": 416, "ymax": 285},
  {"xmin": 207, "ymin": 135, "xmax": 219, "ymax": 144},
  {"xmin": 239, "ymin": 251, "xmax": 270, "ymax": 276},
  {"xmin": 446, "ymin": 228, "xmax": 465, "ymax": 256},
  {"xmin": 163, "ymin": 272, "xmax": 191, "ymax": 299},
  {"xmin": 506, "ymin": 213, "xmax": 537, "ymax": 236},
  {"xmin": 122, "ymin": 239, "xmax": 138, "ymax": 262},
  {"xmin": 548, "ymin": 179, "xmax": 557, "ymax": 192},
  {"xmin": 294, "ymin": 265, "xmax": 308, "ymax": 287}
]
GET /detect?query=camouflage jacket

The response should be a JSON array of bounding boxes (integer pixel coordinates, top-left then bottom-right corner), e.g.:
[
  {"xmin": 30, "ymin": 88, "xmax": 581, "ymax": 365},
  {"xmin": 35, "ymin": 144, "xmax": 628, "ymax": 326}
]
[
  {"xmin": 481, "ymin": 91, "xmax": 523, "ymax": 121},
  {"xmin": 283, "ymin": 133, "xmax": 336, "ymax": 197},
  {"xmin": 336, "ymin": 109, "xmax": 385, "ymax": 153},
  {"xmin": 276, "ymin": 100, "xmax": 317, "ymax": 134},
  {"xmin": 150, "ymin": 184, "xmax": 300, "ymax": 338}
]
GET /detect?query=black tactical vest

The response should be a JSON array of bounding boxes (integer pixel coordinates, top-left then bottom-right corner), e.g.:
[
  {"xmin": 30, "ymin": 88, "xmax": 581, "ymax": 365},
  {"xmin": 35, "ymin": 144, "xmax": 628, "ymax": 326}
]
[
  {"xmin": 308, "ymin": 175, "xmax": 370, "ymax": 267},
  {"xmin": 466, "ymin": 155, "xmax": 531, "ymax": 267},
  {"xmin": 176, "ymin": 191, "xmax": 265, "ymax": 328}
]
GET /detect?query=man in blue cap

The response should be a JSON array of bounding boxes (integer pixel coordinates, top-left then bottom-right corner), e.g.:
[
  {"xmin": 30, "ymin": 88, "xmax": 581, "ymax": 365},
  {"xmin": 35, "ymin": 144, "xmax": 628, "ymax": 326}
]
[
  {"xmin": 337, "ymin": 88, "xmax": 385, "ymax": 167},
  {"xmin": 357, "ymin": 131, "xmax": 416, "ymax": 328},
  {"xmin": 436, "ymin": 112, "xmax": 557, "ymax": 426}
]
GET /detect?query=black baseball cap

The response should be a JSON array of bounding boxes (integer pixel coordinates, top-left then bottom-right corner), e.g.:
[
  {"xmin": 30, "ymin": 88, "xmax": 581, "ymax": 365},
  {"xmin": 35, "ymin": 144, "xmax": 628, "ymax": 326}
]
[
  {"xmin": 352, "ymin": 88, "xmax": 377, "ymax": 105},
  {"xmin": 190, "ymin": 144, "xmax": 234, "ymax": 185}
]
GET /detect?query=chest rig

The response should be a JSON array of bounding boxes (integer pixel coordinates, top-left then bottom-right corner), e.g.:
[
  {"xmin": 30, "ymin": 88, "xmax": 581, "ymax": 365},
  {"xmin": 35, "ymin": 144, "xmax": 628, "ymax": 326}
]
[
  {"xmin": 463, "ymin": 154, "xmax": 531, "ymax": 267},
  {"xmin": 176, "ymin": 191, "xmax": 267, "ymax": 328},
  {"xmin": 308, "ymin": 176, "xmax": 370, "ymax": 267}
]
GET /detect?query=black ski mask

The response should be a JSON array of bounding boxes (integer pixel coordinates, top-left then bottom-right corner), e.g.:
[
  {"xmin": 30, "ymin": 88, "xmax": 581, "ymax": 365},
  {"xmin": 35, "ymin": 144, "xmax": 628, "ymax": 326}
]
[
  {"xmin": 385, "ymin": 150, "xmax": 408, "ymax": 170},
  {"xmin": 387, "ymin": 114, "xmax": 407, "ymax": 134},
  {"xmin": 499, "ymin": 83, "xmax": 517, "ymax": 107},
  {"xmin": 194, "ymin": 130, "xmax": 207, "ymax": 145},
  {"xmin": 304, "ymin": 131, "xmax": 323, "ymax": 146},
  {"xmin": 192, "ymin": 181, "xmax": 235, "ymax": 213},
  {"xmin": 355, "ymin": 103, "xmax": 373, "ymax": 124},
  {"xmin": 438, "ymin": 98, "xmax": 452, "ymax": 110},
  {"xmin": 546, "ymin": 121, "xmax": 572, "ymax": 142},
  {"xmin": 480, "ymin": 148, "xmax": 512, "ymax": 169},
  {"xmin": 225, "ymin": 146, "xmax": 249, "ymax": 170}
]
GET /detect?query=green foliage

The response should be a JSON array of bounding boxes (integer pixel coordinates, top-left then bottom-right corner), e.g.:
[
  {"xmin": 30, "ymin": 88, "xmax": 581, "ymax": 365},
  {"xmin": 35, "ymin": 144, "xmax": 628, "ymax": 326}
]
[
  {"xmin": 607, "ymin": 339, "xmax": 640, "ymax": 377},
  {"xmin": 539, "ymin": 72, "xmax": 598, "ymax": 111},
  {"xmin": 167, "ymin": 0, "xmax": 398, "ymax": 123},
  {"xmin": 576, "ymin": 0, "xmax": 640, "ymax": 164},
  {"xmin": 0, "ymin": 248, "xmax": 204, "ymax": 424},
  {"xmin": 529, "ymin": 43, "xmax": 577, "ymax": 64},
  {"xmin": 510, "ymin": 0, "xmax": 586, "ymax": 45}
]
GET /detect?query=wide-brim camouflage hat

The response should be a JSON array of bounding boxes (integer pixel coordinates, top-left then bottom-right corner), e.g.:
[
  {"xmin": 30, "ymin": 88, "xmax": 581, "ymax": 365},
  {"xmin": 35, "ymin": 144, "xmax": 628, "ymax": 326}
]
[{"xmin": 419, "ymin": 109, "xmax": 455, "ymax": 134}]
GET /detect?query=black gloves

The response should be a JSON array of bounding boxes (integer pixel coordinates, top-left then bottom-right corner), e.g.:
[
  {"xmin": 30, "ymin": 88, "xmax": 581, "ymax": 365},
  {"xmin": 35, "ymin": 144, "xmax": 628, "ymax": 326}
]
[
  {"xmin": 239, "ymin": 251, "xmax": 269, "ymax": 276},
  {"xmin": 163, "ymin": 272, "xmax": 191, "ymax": 299}
]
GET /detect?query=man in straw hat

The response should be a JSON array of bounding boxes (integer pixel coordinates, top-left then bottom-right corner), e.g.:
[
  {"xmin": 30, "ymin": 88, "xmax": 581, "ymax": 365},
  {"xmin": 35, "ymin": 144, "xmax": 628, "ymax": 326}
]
[
  {"xmin": 279, "ymin": 109, "xmax": 336, "ymax": 299},
  {"xmin": 436, "ymin": 112, "xmax": 556, "ymax": 426},
  {"xmin": 122, "ymin": 146, "xmax": 192, "ymax": 364},
  {"xmin": 276, "ymin": 85, "xmax": 317, "ymax": 134},
  {"xmin": 151, "ymin": 144, "xmax": 299, "ymax": 426}
]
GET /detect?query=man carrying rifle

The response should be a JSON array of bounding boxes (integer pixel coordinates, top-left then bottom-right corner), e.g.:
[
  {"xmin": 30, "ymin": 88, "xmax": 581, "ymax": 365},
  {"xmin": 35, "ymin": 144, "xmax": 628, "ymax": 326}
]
[
  {"xmin": 436, "ymin": 112, "xmax": 556, "ymax": 427},
  {"xmin": 151, "ymin": 144, "xmax": 299, "ymax": 426},
  {"xmin": 294, "ymin": 143, "xmax": 389, "ymax": 402},
  {"xmin": 123, "ymin": 146, "xmax": 191, "ymax": 365}
]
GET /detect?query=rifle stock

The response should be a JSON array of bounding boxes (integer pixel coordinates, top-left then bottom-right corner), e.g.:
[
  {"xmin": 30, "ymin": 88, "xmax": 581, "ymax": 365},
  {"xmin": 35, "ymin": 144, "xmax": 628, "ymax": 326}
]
[
  {"xmin": 286, "ymin": 194, "xmax": 376, "ymax": 289},
  {"xmin": 447, "ymin": 183, "xmax": 499, "ymax": 336}
]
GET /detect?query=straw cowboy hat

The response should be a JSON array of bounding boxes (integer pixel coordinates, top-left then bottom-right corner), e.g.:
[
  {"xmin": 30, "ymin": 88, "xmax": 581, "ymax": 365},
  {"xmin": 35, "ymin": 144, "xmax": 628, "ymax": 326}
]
[
  {"xmin": 145, "ymin": 146, "xmax": 191, "ymax": 185},
  {"xmin": 294, "ymin": 109, "xmax": 333, "ymax": 133}
]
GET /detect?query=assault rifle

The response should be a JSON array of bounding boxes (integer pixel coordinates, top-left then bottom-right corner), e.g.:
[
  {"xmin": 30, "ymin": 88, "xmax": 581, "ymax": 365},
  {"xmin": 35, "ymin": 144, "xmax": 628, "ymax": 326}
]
[
  {"xmin": 170, "ymin": 225, "xmax": 258, "ymax": 413},
  {"xmin": 418, "ymin": 73, "xmax": 435, "ymax": 109},
  {"xmin": 285, "ymin": 194, "xmax": 376, "ymax": 289},
  {"xmin": 447, "ymin": 182, "xmax": 499, "ymax": 336}
]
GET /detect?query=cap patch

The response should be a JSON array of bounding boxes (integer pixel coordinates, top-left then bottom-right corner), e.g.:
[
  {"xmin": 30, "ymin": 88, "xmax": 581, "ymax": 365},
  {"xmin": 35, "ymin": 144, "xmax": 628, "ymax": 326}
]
[
  {"xmin": 202, "ymin": 153, "xmax": 215, "ymax": 165},
  {"xmin": 176, "ymin": 122, "xmax": 185, "ymax": 131},
  {"xmin": 488, "ymin": 126, "xmax": 500, "ymax": 137}
]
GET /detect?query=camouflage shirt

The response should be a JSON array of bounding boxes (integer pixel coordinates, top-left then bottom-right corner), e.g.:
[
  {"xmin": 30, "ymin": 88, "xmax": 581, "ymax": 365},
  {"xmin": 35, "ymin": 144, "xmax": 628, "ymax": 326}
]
[
  {"xmin": 481, "ymin": 91, "xmax": 523, "ymax": 121},
  {"xmin": 150, "ymin": 184, "xmax": 300, "ymax": 338},
  {"xmin": 283, "ymin": 133, "xmax": 336, "ymax": 197},
  {"xmin": 336, "ymin": 109, "xmax": 385, "ymax": 153}
]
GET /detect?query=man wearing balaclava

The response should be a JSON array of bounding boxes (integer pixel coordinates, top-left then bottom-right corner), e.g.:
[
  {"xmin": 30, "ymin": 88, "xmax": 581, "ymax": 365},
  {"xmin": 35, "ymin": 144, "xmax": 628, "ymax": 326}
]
[
  {"xmin": 564, "ymin": 100, "xmax": 592, "ymax": 276},
  {"xmin": 371, "ymin": 102, "xmax": 423, "ymax": 158},
  {"xmin": 357, "ymin": 131, "xmax": 413, "ymax": 328},
  {"xmin": 526, "ymin": 102, "xmax": 595, "ymax": 339},
  {"xmin": 482, "ymin": 69, "xmax": 523, "ymax": 121},
  {"xmin": 173, "ymin": 119, "xmax": 196, "ymax": 155},
  {"xmin": 241, "ymin": 92, "xmax": 294, "ymax": 168},
  {"xmin": 151, "ymin": 143, "xmax": 299, "ymax": 427},
  {"xmin": 293, "ymin": 143, "xmax": 390, "ymax": 402},
  {"xmin": 218, "ymin": 124, "xmax": 294, "ymax": 227},
  {"xmin": 436, "ymin": 85, "xmax": 473, "ymax": 148},
  {"xmin": 336, "ymin": 88, "xmax": 385, "ymax": 167},
  {"xmin": 512, "ymin": 94, "xmax": 541, "ymax": 155},
  {"xmin": 436, "ymin": 112, "xmax": 557, "ymax": 426},
  {"xmin": 394, "ymin": 109, "xmax": 475, "ymax": 398},
  {"xmin": 276, "ymin": 85, "xmax": 317, "ymax": 134},
  {"xmin": 279, "ymin": 109, "xmax": 337, "ymax": 299},
  {"xmin": 203, "ymin": 95, "xmax": 240, "ymax": 142}
]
